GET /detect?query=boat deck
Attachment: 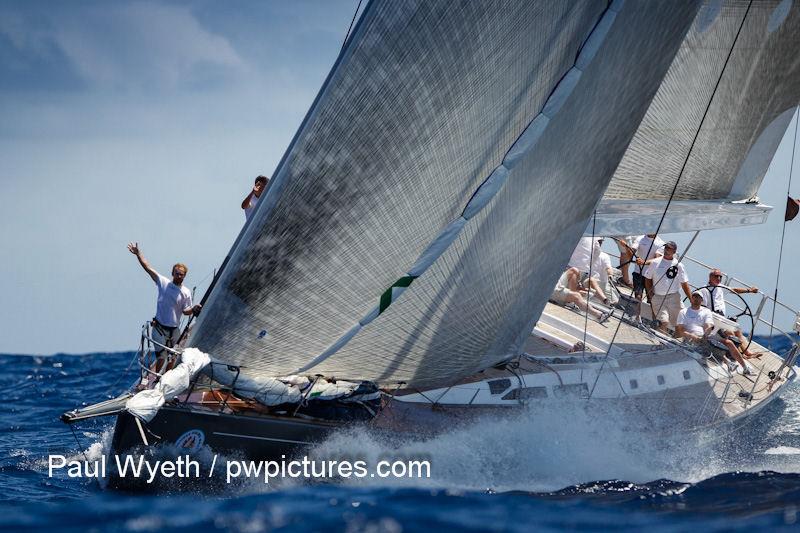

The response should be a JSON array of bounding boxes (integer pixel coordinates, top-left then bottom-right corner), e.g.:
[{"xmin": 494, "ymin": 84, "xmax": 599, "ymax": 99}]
[{"xmin": 530, "ymin": 297, "xmax": 796, "ymax": 426}]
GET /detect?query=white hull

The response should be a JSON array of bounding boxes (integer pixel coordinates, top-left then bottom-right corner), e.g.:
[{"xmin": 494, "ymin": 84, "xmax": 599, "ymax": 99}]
[{"xmin": 385, "ymin": 302, "xmax": 797, "ymax": 434}]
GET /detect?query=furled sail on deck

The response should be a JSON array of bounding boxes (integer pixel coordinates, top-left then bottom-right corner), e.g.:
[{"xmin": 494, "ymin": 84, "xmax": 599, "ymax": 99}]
[
  {"xmin": 594, "ymin": 0, "xmax": 800, "ymax": 235},
  {"xmin": 190, "ymin": 1, "xmax": 700, "ymax": 389}
]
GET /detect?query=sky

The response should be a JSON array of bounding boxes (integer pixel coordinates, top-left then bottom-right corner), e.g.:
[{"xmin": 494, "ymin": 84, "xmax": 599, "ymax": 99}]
[
  {"xmin": 0, "ymin": 0, "xmax": 798, "ymax": 355},
  {"xmin": 0, "ymin": 0, "xmax": 358, "ymax": 354}
]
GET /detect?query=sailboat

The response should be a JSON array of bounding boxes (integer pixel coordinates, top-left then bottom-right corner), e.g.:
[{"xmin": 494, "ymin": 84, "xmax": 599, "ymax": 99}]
[{"xmin": 63, "ymin": 0, "xmax": 800, "ymax": 471}]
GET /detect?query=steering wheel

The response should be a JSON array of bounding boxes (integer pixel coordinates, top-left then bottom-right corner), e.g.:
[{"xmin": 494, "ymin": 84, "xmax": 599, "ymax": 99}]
[{"xmin": 684, "ymin": 285, "xmax": 755, "ymax": 353}]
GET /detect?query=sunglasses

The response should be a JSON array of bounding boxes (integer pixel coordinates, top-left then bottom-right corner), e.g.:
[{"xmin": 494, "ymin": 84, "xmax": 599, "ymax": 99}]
[{"xmin": 710, "ymin": 274, "xmax": 722, "ymax": 279}]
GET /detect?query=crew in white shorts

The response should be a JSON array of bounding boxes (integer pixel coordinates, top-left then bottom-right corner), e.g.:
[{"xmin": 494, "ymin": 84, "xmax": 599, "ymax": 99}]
[
  {"xmin": 551, "ymin": 267, "xmax": 611, "ymax": 323},
  {"xmin": 676, "ymin": 291, "xmax": 753, "ymax": 374},
  {"xmin": 643, "ymin": 240, "xmax": 691, "ymax": 332},
  {"xmin": 591, "ymin": 238, "xmax": 617, "ymax": 305},
  {"xmin": 567, "ymin": 237, "xmax": 609, "ymax": 302}
]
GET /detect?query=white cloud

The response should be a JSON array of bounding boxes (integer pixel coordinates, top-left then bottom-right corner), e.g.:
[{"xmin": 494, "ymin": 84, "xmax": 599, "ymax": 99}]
[{"xmin": 19, "ymin": 2, "xmax": 250, "ymax": 91}]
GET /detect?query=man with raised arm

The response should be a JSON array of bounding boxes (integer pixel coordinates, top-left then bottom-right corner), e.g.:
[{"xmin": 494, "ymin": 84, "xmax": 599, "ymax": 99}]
[
  {"xmin": 241, "ymin": 175, "xmax": 269, "ymax": 221},
  {"xmin": 127, "ymin": 242, "xmax": 202, "ymax": 355},
  {"xmin": 699, "ymin": 268, "xmax": 759, "ymax": 358}
]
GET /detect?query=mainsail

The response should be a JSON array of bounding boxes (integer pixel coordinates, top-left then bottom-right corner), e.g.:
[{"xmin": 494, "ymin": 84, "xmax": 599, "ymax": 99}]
[
  {"xmin": 594, "ymin": 0, "xmax": 800, "ymax": 235},
  {"xmin": 190, "ymin": 1, "xmax": 700, "ymax": 389}
]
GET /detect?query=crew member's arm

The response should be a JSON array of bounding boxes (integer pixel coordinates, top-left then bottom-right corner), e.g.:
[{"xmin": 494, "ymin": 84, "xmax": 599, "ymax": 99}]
[
  {"xmin": 681, "ymin": 281, "xmax": 692, "ymax": 300},
  {"xmin": 127, "ymin": 242, "xmax": 158, "ymax": 283},
  {"xmin": 613, "ymin": 238, "xmax": 634, "ymax": 256},
  {"xmin": 241, "ymin": 190, "xmax": 256, "ymax": 210},
  {"xmin": 732, "ymin": 286, "xmax": 758, "ymax": 294},
  {"xmin": 702, "ymin": 321, "xmax": 714, "ymax": 339},
  {"xmin": 637, "ymin": 255, "xmax": 661, "ymax": 268},
  {"xmin": 182, "ymin": 304, "xmax": 202, "ymax": 316},
  {"xmin": 241, "ymin": 180, "xmax": 265, "ymax": 210},
  {"xmin": 181, "ymin": 290, "xmax": 202, "ymax": 316},
  {"xmin": 675, "ymin": 324, "xmax": 690, "ymax": 341}
]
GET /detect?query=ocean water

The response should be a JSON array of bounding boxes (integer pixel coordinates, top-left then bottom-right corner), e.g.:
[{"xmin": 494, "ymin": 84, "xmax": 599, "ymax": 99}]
[{"xmin": 2, "ymin": 336, "xmax": 800, "ymax": 532}]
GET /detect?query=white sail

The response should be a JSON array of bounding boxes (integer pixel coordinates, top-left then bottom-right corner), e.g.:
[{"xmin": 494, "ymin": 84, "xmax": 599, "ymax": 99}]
[
  {"xmin": 593, "ymin": 0, "xmax": 800, "ymax": 235},
  {"xmin": 190, "ymin": 1, "xmax": 701, "ymax": 389}
]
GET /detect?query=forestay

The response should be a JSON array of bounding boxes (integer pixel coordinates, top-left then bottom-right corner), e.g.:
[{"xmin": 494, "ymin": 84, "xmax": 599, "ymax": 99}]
[{"xmin": 190, "ymin": 1, "xmax": 700, "ymax": 389}]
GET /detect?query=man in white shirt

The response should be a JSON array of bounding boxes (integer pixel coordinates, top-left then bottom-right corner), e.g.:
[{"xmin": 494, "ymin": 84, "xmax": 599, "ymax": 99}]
[
  {"xmin": 568, "ymin": 237, "xmax": 600, "ymax": 275},
  {"xmin": 591, "ymin": 239, "xmax": 617, "ymax": 305},
  {"xmin": 551, "ymin": 267, "xmax": 612, "ymax": 323},
  {"xmin": 699, "ymin": 268, "xmax": 759, "ymax": 358},
  {"xmin": 616, "ymin": 234, "xmax": 664, "ymax": 299},
  {"xmin": 567, "ymin": 237, "xmax": 609, "ymax": 303},
  {"xmin": 241, "ymin": 175, "xmax": 269, "ymax": 221},
  {"xmin": 676, "ymin": 291, "xmax": 753, "ymax": 374},
  {"xmin": 127, "ymin": 243, "xmax": 202, "ymax": 356},
  {"xmin": 643, "ymin": 240, "xmax": 691, "ymax": 332}
]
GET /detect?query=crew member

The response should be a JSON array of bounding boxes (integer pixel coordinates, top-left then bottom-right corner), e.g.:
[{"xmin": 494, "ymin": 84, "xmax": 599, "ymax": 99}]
[
  {"xmin": 699, "ymin": 268, "xmax": 759, "ymax": 358},
  {"xmin": 643, "ymin": 240, "xmax": 690, "ymax": 332},
  {"xmin": 676, "ymin": 291, "xmax": 753, "ymax": 375},
  {"xmin": 242, "ymin": 175, "xmax": 269, "ymax": 220},
  {"xmin": 127, "ymin": 242, "xmax": 201, "ymax": 359}
]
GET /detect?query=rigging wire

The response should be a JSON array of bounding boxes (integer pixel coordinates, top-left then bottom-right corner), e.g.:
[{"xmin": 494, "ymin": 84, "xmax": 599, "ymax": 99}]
[
  {"xmin": 644, "ymin": 0, "xmax": 752, "ymax": 321},
  {"xmin": 340, "ymin": 0, "xmax": 364, "ymax": 53},
  {"xmin": 580, "ymin": 211, "xmax": 598, "ymax": 370},
  {"xmin": 588, "ymin": 0, "xmax": 753, "ymax": 399},
  {"xmin": 767, "ymin": 108, "xmax": 799, "ymax": 351}
]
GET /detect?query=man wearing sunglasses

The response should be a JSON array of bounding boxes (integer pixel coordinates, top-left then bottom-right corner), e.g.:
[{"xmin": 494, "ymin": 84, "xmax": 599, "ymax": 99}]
[{"xmin": 699, "ymin": 268, "xmax": 759, "ymax": 358}]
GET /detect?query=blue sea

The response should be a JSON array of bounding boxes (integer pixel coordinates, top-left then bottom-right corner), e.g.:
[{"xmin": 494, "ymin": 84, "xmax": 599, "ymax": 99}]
[{"xmin": 2, "ymin": 336, "xmax": 800, "ymax": 532}]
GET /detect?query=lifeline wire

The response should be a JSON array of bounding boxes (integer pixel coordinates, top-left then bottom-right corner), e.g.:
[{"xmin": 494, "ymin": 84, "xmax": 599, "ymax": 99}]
[{"xmin": 580, "ymin": 210, "xmax": 598, "ymax": 368}]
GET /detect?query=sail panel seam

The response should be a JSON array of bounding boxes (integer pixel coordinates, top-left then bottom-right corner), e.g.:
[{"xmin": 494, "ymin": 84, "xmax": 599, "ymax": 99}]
[{"xmin": 294, "ymin": 1, "xmax": 624, "ymax": 375}]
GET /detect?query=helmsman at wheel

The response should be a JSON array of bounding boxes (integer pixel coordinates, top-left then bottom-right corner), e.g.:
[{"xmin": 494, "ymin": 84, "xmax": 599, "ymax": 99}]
[{"xmin": 127, "ymin": 242, "xmax": 202, "ymax": 357}]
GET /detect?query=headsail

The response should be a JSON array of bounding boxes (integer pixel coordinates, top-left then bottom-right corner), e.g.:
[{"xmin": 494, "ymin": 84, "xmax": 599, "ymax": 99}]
[
  {"xmin": 190, "ymin": 1, "xmax": 700, "ymax": 389},
  {"xmin": 593, "ymin": 0, "xmax": 800, "ymax": 235}
]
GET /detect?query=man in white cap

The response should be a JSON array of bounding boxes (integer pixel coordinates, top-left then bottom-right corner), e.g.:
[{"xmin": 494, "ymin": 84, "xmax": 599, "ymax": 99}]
[{"xmin": 676, "ymin": 290, "xmax": 753, "ymax": 374}]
